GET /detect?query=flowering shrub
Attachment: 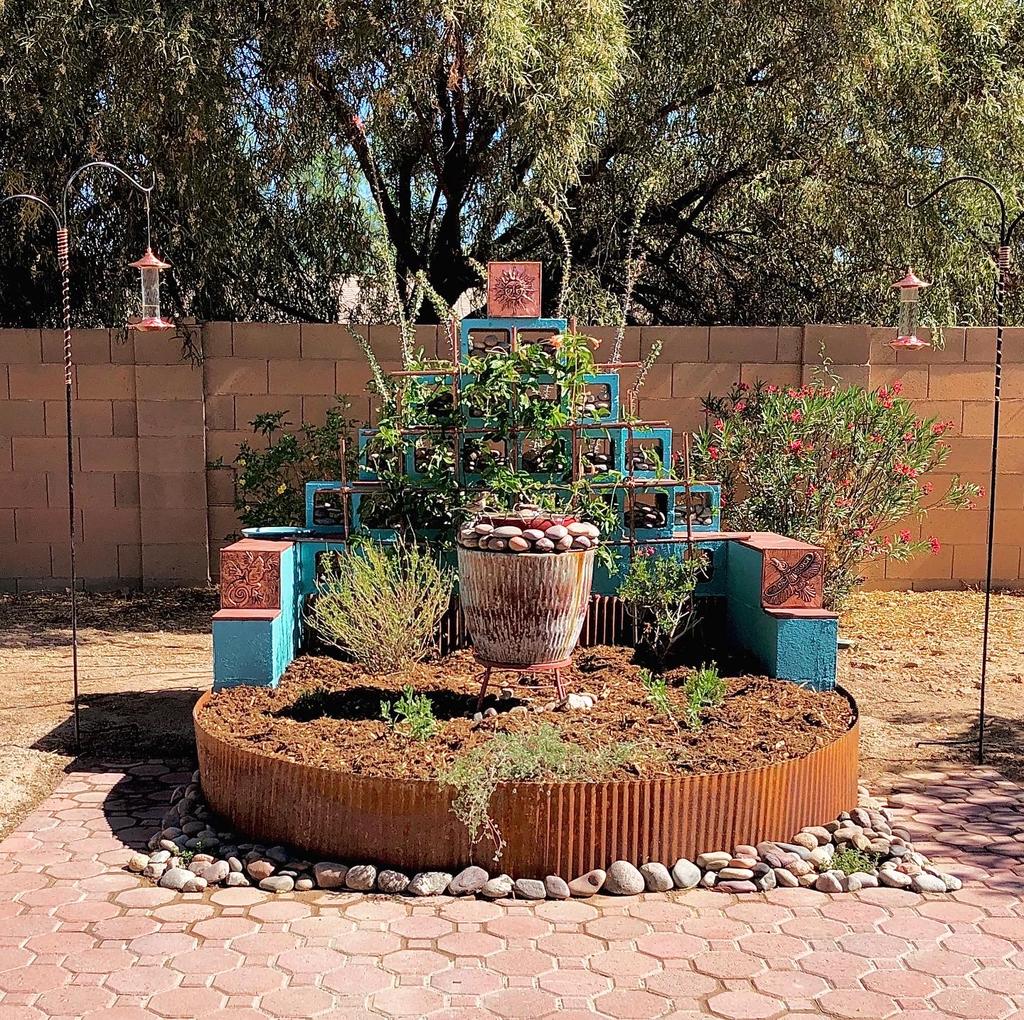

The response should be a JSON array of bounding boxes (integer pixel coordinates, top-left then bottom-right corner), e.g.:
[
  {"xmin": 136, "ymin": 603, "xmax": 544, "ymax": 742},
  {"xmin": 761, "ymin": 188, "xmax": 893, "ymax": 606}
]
[
  {"xmin": 213, "ymin": 400, "xmax": 353, "ymax": 530},
  {"xmin": 618, "ymin": 547, "xmax": 704, "ymax": 660},
  {"xmin": 690, "ymin": 372, "xmax": 980, "ymax": 608}
]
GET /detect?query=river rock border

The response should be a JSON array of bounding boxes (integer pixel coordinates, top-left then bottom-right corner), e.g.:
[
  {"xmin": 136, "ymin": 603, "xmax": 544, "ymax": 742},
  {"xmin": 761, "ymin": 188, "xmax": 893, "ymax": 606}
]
[{"xmin": 129, "ymin": 771, "xmax": 964, "ymax": 897}]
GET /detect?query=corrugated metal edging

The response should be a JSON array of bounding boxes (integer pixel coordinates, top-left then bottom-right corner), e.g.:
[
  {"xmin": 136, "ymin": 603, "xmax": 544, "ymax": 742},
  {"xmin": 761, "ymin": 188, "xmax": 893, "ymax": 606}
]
[{"xmin": 194, "ymin": 688, "xmax": 859, "ymax": 878}]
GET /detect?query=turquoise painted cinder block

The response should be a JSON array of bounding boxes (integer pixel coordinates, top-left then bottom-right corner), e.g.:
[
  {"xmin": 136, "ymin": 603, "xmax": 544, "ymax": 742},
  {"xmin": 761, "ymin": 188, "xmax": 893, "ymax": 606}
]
[
  {"xmin": 725, "ymin": 541, "xmax": 837, "ymax": 690},
  {"xmin": 212, "ymin": 542, "xmax": 303, "ymax": 690}
]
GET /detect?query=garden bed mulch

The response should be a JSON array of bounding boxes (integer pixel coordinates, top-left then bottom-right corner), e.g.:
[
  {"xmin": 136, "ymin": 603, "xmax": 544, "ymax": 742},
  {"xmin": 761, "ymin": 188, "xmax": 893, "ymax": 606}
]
[{"xmin": 198, "ymin": 645, "xmax": 853, "ymax": 780}]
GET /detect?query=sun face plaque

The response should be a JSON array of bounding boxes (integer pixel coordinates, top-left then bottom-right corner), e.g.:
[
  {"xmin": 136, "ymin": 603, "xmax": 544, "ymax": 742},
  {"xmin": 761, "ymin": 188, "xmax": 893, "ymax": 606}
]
[{"xmin": 487, "ymin": 261, "xmax": 542, "ymax": 318}]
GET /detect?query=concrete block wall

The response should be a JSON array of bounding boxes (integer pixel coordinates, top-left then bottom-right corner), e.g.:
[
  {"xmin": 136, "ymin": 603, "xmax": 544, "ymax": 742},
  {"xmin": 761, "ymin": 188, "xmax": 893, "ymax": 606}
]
[{"xmin": 2, "ymin": 321, "xmax": 1020, "ymax": 591}]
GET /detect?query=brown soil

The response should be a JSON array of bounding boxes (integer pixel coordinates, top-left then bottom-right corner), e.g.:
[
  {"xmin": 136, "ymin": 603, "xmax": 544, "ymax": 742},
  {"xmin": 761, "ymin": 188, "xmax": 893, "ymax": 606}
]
[{"xmin": 198, "ymin": 646, "xmax": 853, "ymax": 780}]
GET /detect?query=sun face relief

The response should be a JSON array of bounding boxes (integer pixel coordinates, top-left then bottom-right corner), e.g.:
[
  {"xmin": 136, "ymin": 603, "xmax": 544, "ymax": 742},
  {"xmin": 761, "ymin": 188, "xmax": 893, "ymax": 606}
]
[{"xmin": 487, "ymin": 261, "xmax": 542, "ymax": 318}]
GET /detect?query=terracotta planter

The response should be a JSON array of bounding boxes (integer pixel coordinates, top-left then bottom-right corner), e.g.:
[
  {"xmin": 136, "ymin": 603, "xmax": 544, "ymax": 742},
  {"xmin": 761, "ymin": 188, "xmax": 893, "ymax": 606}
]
[{"xmin": 457, "ymin": 545, "xmax": 596, "ymax": 666}]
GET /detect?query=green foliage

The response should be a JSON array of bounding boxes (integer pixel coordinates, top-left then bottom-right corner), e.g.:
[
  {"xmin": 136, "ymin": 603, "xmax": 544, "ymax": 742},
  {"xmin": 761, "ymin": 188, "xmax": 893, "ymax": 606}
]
[
  {"xmin": 306, "ymin": 539, "xmax": 454, "ymax": 672},
  {"xmin": 691, "ymin": 370, "xmax": 981, "ymax": 608},
  {"xmin": 829, "ymin": 847, "xmax": 879, "ymax": 876},
  {"xmin": 380, "ymin": 685, "xmax": 438, "ymax": 740},
  {"xmin": 210, "ymin": 400, "xmax": 353, "ymax": 531},
  {"xmin": 619, "ymin": 549, "xmax": 703, "ymax": 660},
  {"xmin": 439, "ymin": 724, "xmax": 647, "ymax": 859},
  {"xmin": 358, "ymin": 331, "xmax": 628, "ymax": 559},
  {"xmin": 6, "ymin": 3, "xmax": 1024, "ymax": 327},
  {"xmin": 639, "ymin": 667, "xmax": 674, "ymax": 721},
  {"xmin": 682, "ymin": 662, "xmax": 725, "ymax": 731}
]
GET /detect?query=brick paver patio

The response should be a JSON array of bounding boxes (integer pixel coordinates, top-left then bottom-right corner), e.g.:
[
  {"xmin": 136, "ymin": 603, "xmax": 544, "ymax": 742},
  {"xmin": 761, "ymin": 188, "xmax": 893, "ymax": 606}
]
[{"xmin": 0, "ymin": 762, "xmax": 1022, "ymax": 1019}]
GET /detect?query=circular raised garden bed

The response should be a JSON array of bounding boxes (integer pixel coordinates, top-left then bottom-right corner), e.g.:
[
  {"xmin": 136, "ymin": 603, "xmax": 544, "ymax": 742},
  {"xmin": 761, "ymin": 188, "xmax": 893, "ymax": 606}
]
[{"xmin": 194, "ymin": 650, "xmax": 859, "ymax": 879}]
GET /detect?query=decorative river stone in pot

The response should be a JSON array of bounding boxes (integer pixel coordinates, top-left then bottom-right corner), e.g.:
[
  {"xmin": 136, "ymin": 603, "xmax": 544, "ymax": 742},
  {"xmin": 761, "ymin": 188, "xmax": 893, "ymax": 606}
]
[{"xmin": 456, "ymin": 509, "xmax": 599, "ymax": 667}]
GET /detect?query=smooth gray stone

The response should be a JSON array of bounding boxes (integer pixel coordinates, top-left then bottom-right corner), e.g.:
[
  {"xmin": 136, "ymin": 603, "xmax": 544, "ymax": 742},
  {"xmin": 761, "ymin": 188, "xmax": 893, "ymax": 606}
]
[
  {"xmin": 481, "ymin": 874, "xmax": 514, "ymax": 899},
  {"xmin": 544, "ymin": 875, "xmax": 570, "ymax": 900},
  {"xmin": 640, "ymin": 862, "xmax": 673, "ymax": 892},
  {"xmin": 409, "ymin": 871, "xmax": 453, "ymax": 896},
  {"xmin": 568, "ymin": 869, "xmax": 606, "ymax": 897},
  {"xmin": 514, "ymin": 878, "xmax": 546, "ymax": 900},
  {"xmin": 671, "ymin": 858, "xmax": 701, "ymax": 889},
  {"xmin": 448, "ymin": 866, "xmax": 489, "ymax": 896},
  {"xmin": 602, "ymin": 860, "xmax": 645, "ymax": 896},
  {"xmin": 259, "ymin": 875, "xmax": 295, "ymax": 893}
]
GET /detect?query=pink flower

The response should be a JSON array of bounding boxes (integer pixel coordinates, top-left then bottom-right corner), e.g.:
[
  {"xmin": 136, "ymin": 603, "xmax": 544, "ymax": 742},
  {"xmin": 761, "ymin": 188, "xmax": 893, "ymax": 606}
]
[
  {"xmin": 714, "ymin": 418, "xmax": 725, "ymax": 430},
  {"xmin": 921, "ymin": 481, "xmax": 933, "ymax": 495},
  {"xmin": 708, "ymin": 445, "xmax": 721, "ymax": 461},
  {"xmin": 929, "ymin": 537, "xmax": 941, "ymax": 554},
  {"xmin": 638, "ymin": 545, "xmax": 655, "ymax": 558},
  {"xmin": 899, "ymin": 529, "xmax": 913, "ymax": 543},
  {"xmin": 789, "ymin": 410, "xmax": 803, "ymax": 422},
  {"xmin": 788, "ymin": 439, "xmax": 803, "ymax": 453},
  {"xmin": 787, "ymin": 387, "xmax": 800, "ymax": 399},
  {"xmin": 766, "ymin": 384, "xmax": 779, "ymax": 394},
  {"xmin": 734, "ymin": 400, "xmax": 747, "ymax": 413},
  {"xmin": 737, "ymin": 381, "xmax": 750, "ymax": 392}
]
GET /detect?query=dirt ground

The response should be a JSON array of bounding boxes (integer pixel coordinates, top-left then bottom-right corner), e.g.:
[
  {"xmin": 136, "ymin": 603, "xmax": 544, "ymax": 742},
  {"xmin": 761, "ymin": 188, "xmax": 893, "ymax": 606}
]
[
  {"xmin": 200, "ymin": 647, "xmax": 851, "ymax": 779},
  {"xmin": 0, "ymin": 585, "xmax": 1021, "ymax": 840}
]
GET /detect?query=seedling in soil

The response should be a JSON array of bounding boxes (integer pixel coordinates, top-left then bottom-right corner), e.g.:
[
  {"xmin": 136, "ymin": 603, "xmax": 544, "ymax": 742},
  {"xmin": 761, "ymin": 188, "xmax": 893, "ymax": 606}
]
[{"xmin": 381, "ymin": 685, "xmax": 438, "ymax": 740}]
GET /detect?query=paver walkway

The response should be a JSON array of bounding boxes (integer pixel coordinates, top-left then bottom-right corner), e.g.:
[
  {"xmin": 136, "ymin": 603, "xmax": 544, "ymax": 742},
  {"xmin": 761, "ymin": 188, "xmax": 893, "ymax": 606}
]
[{"xmin": 0, "ymin": 763, "xmax": 1022, "ymax": 1019}]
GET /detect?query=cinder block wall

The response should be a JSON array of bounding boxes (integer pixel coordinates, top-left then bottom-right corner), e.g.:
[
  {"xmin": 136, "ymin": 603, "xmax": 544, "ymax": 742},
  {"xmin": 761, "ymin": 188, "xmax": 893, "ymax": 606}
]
[{"xmin": 2, "ymin": 322, "xmax": 1020, "ymax": 591}]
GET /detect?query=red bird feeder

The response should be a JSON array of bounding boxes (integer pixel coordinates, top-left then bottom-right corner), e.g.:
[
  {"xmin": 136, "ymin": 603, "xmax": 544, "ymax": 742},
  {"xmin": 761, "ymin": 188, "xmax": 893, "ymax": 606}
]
[
  {"xmin": 129, "ymin": 248, "xmax": 174, "ymax": 332},
  {"xmin": 890, "ymin": 269, "xmax": 930, "ymax": 350}
]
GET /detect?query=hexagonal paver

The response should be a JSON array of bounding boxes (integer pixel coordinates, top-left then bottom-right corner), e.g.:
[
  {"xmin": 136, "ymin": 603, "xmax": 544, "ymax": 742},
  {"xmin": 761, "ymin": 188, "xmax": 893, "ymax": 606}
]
[
  {"xmin": 752, "ymin": 970, "xmax": 828, "ymax": 999},
  {"xmin": 34, "ymin": 986, "xmax": 115, "ymax": 1016},
  {"xmin": 432, "ymin": 967, "xmax": 504, "ymax": 995},
  {"xmin": 590, "ymin": 949, "xmax": 660, "ymax": 978},
  {"xmin": 169, "ymin": 947, "xmax": 242, "ymax": 975},
  {"xmin": 381, "ymin": 949, "xmax": 450, "ymax": 976},
  {"xmin": 371, "ymin": 987, "xmax": 444, "ymax": 1016},
  {"xmin": 489, "ymin": 948, "xmax": 556, "ymax": 977},
  {"xmin": 930, "ymin": 988, "xmax": 1014, "ymax": 1019},
  {"xmin": 149, "ymin": 987, "xmax": 228, "ymax": 1018},
  {"xmin": 483, "ymin": 988, "xmax": 559, "ymax": 1019},
  {"xmin": 594, "ymin": 989, "xmax": 670, "ymax": 1019},
  {"xmin": 192, "ymin": 916, "xmax": 260, "ymax": 940},
  {"xmin": 436, "ymin": 931, "xmax": 504, "ymax": 957},
  {"xmin": 694, "ymin": 950, "xmax": 765, "ymax": 980},
  {"xmin": 212, "ymin": 965, "xmax": 285, "ymax": 995},
  {"xmin": 104, "ymin": 965, "xmax": 182, "ymax": 995},
  {"xmin": 707, "ymin": 990, "xmax": 784, "ymax": 1019},
  {"xmin": 816, "ymin": 990, "xmax": 898, "ymax": 1019},
  {"xmin": 260, "ymin": 986, "xmax": 335, "ymax": 1017},
  {"xmin": 277, "ymin": 947, "xmax": 347, "ymax": 974}
]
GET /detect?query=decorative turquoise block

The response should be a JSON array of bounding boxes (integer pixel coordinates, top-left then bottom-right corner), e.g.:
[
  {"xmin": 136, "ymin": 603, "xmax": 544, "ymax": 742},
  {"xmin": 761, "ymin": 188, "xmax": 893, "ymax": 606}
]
[
  {"xmin": 579, "ymin": 373, "xmax": 619, "ymax": 423},
  {"xmin": 623, "ymin": 485, "xmax": 674, "ymax": 539},
  {"xmin": 578, "ymin": 427, "xmax": 625, "ymax": 479},
  {"xmin": 623, "ymin": 427, "xmax": 672, "ymax": 477},
  {"xmin": 518, "ymin": 429, "xmax": 573, "ymax": 482},
  {"xmin": 304, "ymin": 481, "xmax": 347, "ymax": 533},
  {"xmin": 459, "ymin": 317, "xmax": 567, "ymax": 364},
  {"xmin": 350, "ymin": 493, "xmax": 398, "ymax": 542},
  {"xmin": 213, "ymin": 543, "xmax": 300, "ymax": 690},
  {"xmin": 674, "ymin": 482, "xmax": 722, "ymax": 533},
  {"xmin": 725, "ymin": 541, "xmax": 837, "ymax": 689}
]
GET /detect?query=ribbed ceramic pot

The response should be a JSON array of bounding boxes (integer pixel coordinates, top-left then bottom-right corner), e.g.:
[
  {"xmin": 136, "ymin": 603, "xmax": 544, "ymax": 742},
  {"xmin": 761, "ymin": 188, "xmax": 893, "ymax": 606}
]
[{"xmin": 457, "ymin": 545, "xmax": 596, "ymax": 666}]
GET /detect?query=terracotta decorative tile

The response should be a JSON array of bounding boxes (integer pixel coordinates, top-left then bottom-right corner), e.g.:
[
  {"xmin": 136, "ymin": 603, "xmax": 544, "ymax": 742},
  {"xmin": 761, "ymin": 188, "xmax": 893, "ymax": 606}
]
[
  {"xmin": 219, "ymin": 547, "xmax": 280, "ymax": 610},
  {"xmin": 486, "ymin": 262, "xmax": 542, "ymax": 319},
  {"xmin": 760, "ymin": 545, "xmax": 825, "ymax": 609}
]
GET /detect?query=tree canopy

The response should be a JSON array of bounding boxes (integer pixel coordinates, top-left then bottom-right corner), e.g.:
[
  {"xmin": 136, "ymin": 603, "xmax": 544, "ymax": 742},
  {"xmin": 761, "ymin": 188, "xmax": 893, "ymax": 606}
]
[{"xmin": 1, "ymin": 0, "xmax": 1023, "ymax": 329}]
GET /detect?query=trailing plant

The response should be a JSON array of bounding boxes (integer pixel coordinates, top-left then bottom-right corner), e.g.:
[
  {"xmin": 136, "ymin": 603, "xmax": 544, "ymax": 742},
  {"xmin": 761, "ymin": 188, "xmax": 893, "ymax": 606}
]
[
  {"xmin": 380, "ymin": 685, "xmax": 438, "ymax": 740},
  {"xmin": 829, "ymin": 847, "xmax": 879, "ymax": 876},
  {"xmin": 639, "ymin": 667, "xmax": 674, "ymax": 721},
  {"xmin": 306, "ymin": 538, "xmax": 454, "ymax": 672},
  {"xmin": 439, "ymin": 724, "xmax": 648, "ymax": 860},
  {"xmin": 690, "ymin": 369, "xmax": 981, "ymax": 608},
  {"xmin": 619, "ymin": 547, "xmax": 703, "ymax": 660},
  {"xmin": 682, "ymin": 662, "xmax": 725, "ymax": 731},
  {"xmin": 211, "ymin": 400, "xmax": 354, "ymax": 530}
]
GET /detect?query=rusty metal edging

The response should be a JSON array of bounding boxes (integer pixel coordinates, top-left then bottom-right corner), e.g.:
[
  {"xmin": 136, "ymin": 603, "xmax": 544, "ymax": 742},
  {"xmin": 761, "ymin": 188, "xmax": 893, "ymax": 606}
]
[{"xmin": 194, "ymin": 687, "xmax": 859, "ymax": 879}]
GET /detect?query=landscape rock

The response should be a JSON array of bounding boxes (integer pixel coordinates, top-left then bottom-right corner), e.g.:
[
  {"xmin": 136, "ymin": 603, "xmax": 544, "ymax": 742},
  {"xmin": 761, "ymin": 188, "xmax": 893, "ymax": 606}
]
[
  {"xmin": 640, "ymin": 862, "xmax": 673, "ymax": 892},
  {"xmin": 569, "ymin": 869, "xmax": 606, "ymax": 897},
  {"xmin": 246, "ymin": 858, "xmax": 276, "ymax": 882},
  {"xmin": 719, "ymin": 867, "xmax": 754, "ymax": 881},
  {"xmin": 671, "ymin": 858, "xmax": 701, "ymax": 889},
  {"xmin": 196, "ymin": 860, "xmax": 229, "ymax": 885},
  {"xmin": 158, "ymin": 868, "xmax": 195, "ymax": 892},
  {"xmin": 345, "ymin": 864, "xmax": 377, "ymax": 891},
  {"xmin": 409, "ymin": 871, "xmax": 452, "ymax": 896},
  {"xmin": 514, "ymin": 878, "xmax": 547, "ymax": 900},
  {"xmin": 142, "ymin": 863, "xmax": 166, "ymax": 881},
  {"xmin": 449, "ymin": 866, "xmax": 489, "ymax": 896},
  {"xmin": 773, "ymin": 868, "xmax": 799, "ymax": 888},
  {"xmin": 603, "ymin": 860, "xmax": 645, "ymax": 896},
  {"xmin": 815, "ymin": 871, "xmax": 844, "ymax": 893},
  {"xmin": 911, "ymin": 872, "xmax": 947, "ymax": 893},
  {"xmin": 481, "ymin": 875, "xmax": 514, "ymax": 899},
  {"xmin": 716, "ymin": 880, "xmax": 757, "ymax": 893},
  {"xmin": 313, "ymin": 862, "xmax": 348, "ymax": 889},
  {"xmin": 696, "ymin": 851, "xmax": 731, "ymax": 870},
  {"xmin": 295, "ymin": 878, "xmax": 314, "ymax": 891},
  {"xmin": 225, "ymin": 872, "xmax": 250, "ymax": 887},
  {"xmin": 879, "ymin": 868, "xmax": 913, "ymax": 889},
  {"xmin": 377, "ymin": 870, "xmax": 410, "ymax": 894},
  {"xmin": 544, "ymin": 875, "xmax": 570, "ymax": 900},
  {"xmin": 259, "ymin": 875, "xmax": 295, "ymax": 893},
  {"xmin": 127, "ymin": 852, "xmax": 150, "ymax": 873}
]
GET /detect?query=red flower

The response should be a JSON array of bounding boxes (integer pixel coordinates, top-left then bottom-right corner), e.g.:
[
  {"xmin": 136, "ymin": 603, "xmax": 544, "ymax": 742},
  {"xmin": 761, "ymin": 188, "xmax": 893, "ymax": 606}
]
[
  {"xmin": 637, "ymin": 546, "xmax": 655, "ymax": 558},
  {"xmin": 714, "ymin": 418, "xmax": 725, "ymax": 430},
  {"xmin": 899, "ymin": 529, "xmax": 913, "ymax": 543},
  {"xmin": 921, "ymin": 481, "xmax": 933, "ymax": 495},
  {"xmin": 766, "ymin": 384, "xmax": 779, "ymax": 394},
  {"xmin": 737, "ymin": 381, "xmax": 750, "ymax": 392},
  {"xmin": 788, "ymin": 439, "xmax": 803, "ymax": 453},
  {"xmin": 869, "ymin": 433, "xmax": 883, "ymax": 444},
  {"xmin": 929, "ymin": 537, "xmax": 941, "ymax": 555},
  {"xmin": 787, "ymin": 387, "xmax": 800, "ymax": 399},
  {"xmin": 891, "ymin": 379, "xmax": 903, "ymax": 395},
  {"xmin": 734, "ymin": 400, "xmax": 747, "ymax": 413},
  {"xmin": 789, "ymin": 410, "xmax": 803, "ymax": 422},
  {"xmin": 708, "ymin": 445, "xmax": 721, "ymax": 461}
]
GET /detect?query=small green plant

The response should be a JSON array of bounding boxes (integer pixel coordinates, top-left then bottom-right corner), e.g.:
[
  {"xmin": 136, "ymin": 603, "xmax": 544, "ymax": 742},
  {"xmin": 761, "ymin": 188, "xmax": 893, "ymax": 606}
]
[
  {"xmin": 380, "ymin": 685, "xmax": 438, "ymax": 740},
  {"xmin": 439, "ymin": 725, "xmax": 649, "ymax": 860},
  {"xmin": 639, "ymin": 667, "xmax": 674, "ymax": 721},
  {"xmin": 619, "ymin": 548, "xmax": 703, "ymax": 660},
  {"xmin": 176, "ymin": 845, "xmax": 198, "ymax": 866},
  {"xmin": 306, "ymin": 538, "xmax": 454, "ymax": 673},
  {"xmin": 829, "ymin": 846, "xmax": 879, "ymax": 875},
  {"xmin": 682, "ymin": 662, "xmax": 725, "ymax": 731},
  {"xmin": 211, "ymin": 399, "xmax": 354, "ymax": 530}
]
